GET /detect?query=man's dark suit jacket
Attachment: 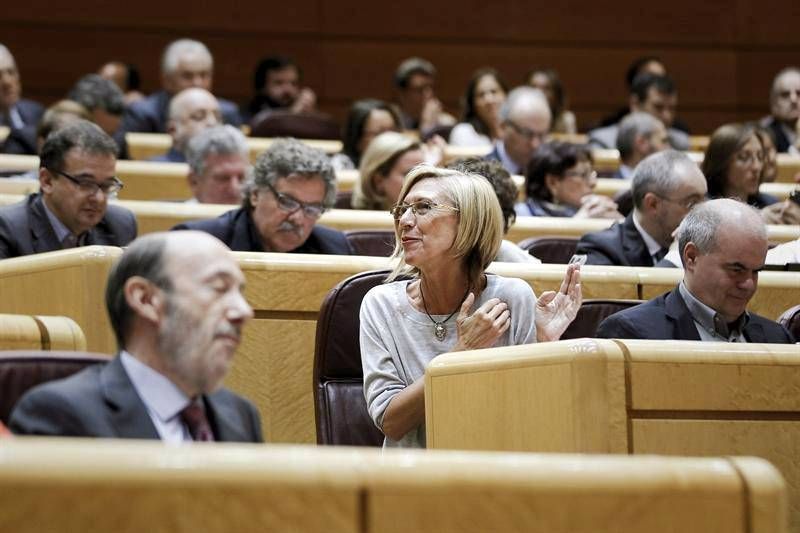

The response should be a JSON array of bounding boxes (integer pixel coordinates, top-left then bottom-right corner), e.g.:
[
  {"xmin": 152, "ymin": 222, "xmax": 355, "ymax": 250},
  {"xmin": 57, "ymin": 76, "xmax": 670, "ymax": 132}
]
[
  {"xmin": 0, "ymin": 99, "xmax": 45, "ymax": 155},
  {"xmin": 596, "ymin": 287, "xmax": 796, "ymax": 343},
  {"xmin": 762, "ymin": 116, "xmax": 794, "ymax": 153},
  {"xmin": 9, "ymin": 356, "xmax": 263, "ymax": 442},
  {"xmin": 172, "ymin": 207, "xmax": 352, "ymax": 255},
  {"xmin": 122, "ymin": 90, "xmax": 242, "ymax": 134},
  {"xmin": 574, "ymin": 213, "xmax": 654, "ymax": 266},
  {"xmin": 0, "ymin": 193, "xmax": 138, "ymax": 259}
]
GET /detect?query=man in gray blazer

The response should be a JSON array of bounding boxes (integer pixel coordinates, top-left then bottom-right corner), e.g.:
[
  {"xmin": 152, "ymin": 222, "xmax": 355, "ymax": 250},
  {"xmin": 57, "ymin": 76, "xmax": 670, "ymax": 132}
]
[
  {"xmin": 9, "ymin": 231, "xmax": 263, "ymax": 442},
  {"xmin": 0, "ymin": 120, "xmax": 137, "ymax": 259}
]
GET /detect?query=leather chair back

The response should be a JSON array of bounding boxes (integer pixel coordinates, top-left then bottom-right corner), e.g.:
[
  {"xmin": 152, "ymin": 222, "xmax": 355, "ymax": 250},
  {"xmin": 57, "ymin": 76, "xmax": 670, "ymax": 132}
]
[
  {"xmin": 561, "ymin": 299, "xmax": 643, "ymax": 339},
  {"xmin": 335, "ymin": 190, "xmax": 353, "ymax": 209},
  {"xmin": 778, "ymin": 304, "xmax": 800, "ymax": 341},
  {"xmin": 314, "ymin": 270, "xmax": 391, "ymax": 446},
  {"xmin": 0, "ymin": 351, "xmax": 107, "ymax": 424},
  {"xmin": 517, "ymin": 236, "xmax": 579, "ymax": 264},
  {"xmin": 344, "ymin": 230, "xmax": 396, "ymax": 257},
  {"xmin": 249, "ymin": 110, "xmax": 341, "ymax": 140}
]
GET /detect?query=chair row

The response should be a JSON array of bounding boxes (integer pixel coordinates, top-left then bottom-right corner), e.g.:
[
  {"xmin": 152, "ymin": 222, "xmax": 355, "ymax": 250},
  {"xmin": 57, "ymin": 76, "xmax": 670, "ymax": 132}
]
[
  {"xmin": 0, "ymin": 314, "xmax": 85, "ymax": 351},
  {"xmin": 0, "ymin": 437, "xmax": 784, "ymax": 533}
]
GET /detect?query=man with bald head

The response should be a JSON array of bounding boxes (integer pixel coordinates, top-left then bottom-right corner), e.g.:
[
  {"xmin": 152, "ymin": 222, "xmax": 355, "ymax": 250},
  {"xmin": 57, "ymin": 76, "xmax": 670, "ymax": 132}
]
[
  {"xmin": 0, "ymin": 44, "xmax": 44, "ymax": 155},
  {"xmin": 10, "ymin": 231, "xmax": 262, "ymax": 442},
  {"xmin": 486, "ymin": 86, "xmax": 551, "ymax": 175},
  {"xmin": 151, "ymin": 88, "xmax": 221, "ymax": 162},
  {"xmin": 123, "ymin": 38, "xmax": 241, "ymax": 135},
  {"xmin": 596, "ymin": 198, "xmax": 794, "ymax": 343},
  {"xmin": 762, "ymin": 67, "xmax": 800, "ymax": 153}
]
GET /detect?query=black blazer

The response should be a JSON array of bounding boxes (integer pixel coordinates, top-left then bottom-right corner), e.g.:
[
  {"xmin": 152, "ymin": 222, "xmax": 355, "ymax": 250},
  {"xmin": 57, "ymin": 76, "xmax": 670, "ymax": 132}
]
[
  {"xmin": 763, "ymin": 116, "xmax": 794, "ymax": 153},
  {"xmin": 122, "ymin": 90, "xmax": 242, "ymax": 134},
  {"xmin": 596, "ymin": 287, "xmax": 796, "ymax": 343},
  {"xmin": 171, "ymin": 207, "xmax": 352, "ymax": 255},
  {"xmin": 9, "ymin": 356, "xmax": 263, "ymax": 441},
  {"xmin": 0, "ymin": 99, "xmax": 45, "ymax": 155},
  {"xmin": 575, "ymin": 213, "xmax": 654, "ymax": 267},
  {"xmin": 0, "ymin": 193, "xmax": 138, "ymax": 259}
]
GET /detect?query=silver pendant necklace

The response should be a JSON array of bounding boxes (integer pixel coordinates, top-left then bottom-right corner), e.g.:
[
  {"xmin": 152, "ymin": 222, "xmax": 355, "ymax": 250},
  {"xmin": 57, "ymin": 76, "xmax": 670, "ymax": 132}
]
[{"xmin": 419, "ymin": 282, "xmax": 470, "ymax": 341}]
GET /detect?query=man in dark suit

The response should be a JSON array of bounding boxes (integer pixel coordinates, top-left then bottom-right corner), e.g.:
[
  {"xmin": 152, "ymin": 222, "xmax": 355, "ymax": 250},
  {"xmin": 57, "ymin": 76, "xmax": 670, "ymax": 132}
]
[
  {"xmin": 0, "ymin": 120, "xmax": 137, "ymax": 259},
  {"xmin": 151, "ymin": 87, "xmax": 221, "ymax": 163},
  {"xmin": 612, "ymin": 112, "xmax": 668, "ymax": 180},
  {"xmin": 174, "ymin": 137, "xmax": 351, "ymax": 255},
  {"xmin": 0, "ymin": 44, "xmax": 44, "ymax": 155},
  {"xmin": 10, "ymin": 231, "xmax": 263, "ymax": 442},
  {"xmin": 597, "ymin": 199, "xmax": 795, "ymax": 343},
  {"xmin": 485, "ymin": 87, "xmax": 551, "ymax": 175},
  {"xmin": 122, "ymin": 39, "xmax": 241, "ymax": 135},
  {"xmin": 575, "ymin": 150, "xmax": 707, "ymax": 267},
  {"xmin": 761, "ymin": 67, "xmax": 800, "ymax": 153}
]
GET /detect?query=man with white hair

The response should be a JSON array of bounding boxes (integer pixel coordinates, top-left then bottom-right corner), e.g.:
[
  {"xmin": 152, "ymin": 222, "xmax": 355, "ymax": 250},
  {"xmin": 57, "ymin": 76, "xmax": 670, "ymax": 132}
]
[
  {"xmin": 613, "ymin": 112, "xmax": 668, "ymax": 179},
  {"xmin": 597, "ymin": 198, "xmax": 794, "ymax": 343},
  {"xmin": 761, "ymin": 67, "xmax": 800, "ymax": 153},
  {"xmin": 150, "ymin": 88, "xmax": 221, "ymax": 163},
  {"xmin": 123, "ymin": 38, "xmax": 241, "ymax": 134},
  {"xmin": 485, "ymin": 86, "xmax": 551, "ymax": 175},
  {"xmin": 185, "ymin": 125, "xmax": 249, "ymax": 204},
  {"xmin": 0, "ymin": 44, "xmax": 44, "ymax": 155}
]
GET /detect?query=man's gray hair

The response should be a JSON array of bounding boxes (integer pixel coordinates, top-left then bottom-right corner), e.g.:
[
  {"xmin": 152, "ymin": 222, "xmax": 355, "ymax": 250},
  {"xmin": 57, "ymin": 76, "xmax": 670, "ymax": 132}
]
[
  {"xmin": 499, "ymin": 86, "xmax": 549, "ymax": 121},
  {"xmin": 394, "ymin": 57, "xmax": 436, "ymax": 88},
  {"xmin": 244, "ymin": 138, "xmax": 336, "ymax": 209},
  {"xmin": 616, "ymin": 112, "xmax": 662, "ymax": 159},
  {"xmin": 186, "ymin": 125, "xmax": 249, "ymax": 176},
  {"xmin": 161, "ymin": 39, "xmax": 212, "ymax": 74},
  {"xmin": 0, "ymin": 44, "xmax": 13, "ymax": 62},
  {"xmin": 631, "ymin": 150, "xmax": 695, "ymax": 210},
  {"xmin": 676, "ymin": 198, "xmax": 766, "ymax": 264},
  {"xmin": 68, "ymin": 74, "xmax": 125, "ymax": 116}
]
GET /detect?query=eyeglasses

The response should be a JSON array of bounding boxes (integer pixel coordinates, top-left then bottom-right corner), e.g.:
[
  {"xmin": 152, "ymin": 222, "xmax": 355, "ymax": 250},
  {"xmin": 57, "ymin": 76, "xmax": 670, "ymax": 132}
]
[
  {"xmin": 504, "ymin": 120, "xmax": 548, "ymax": 142},
  {"xmin": 49, "ymin": 169, "xmax": 124, "ymax": 197},
  {"xmin": 390, "ymin": 200, "xmax": 459, "ymax": 220},
  {"xmin": 734, "ymin": 150, "xmax": 764, "ymax": 165},
  {"xmin": 563, "ymin": 169, "xmax": 597, "ymax": 182},
  {"xmin": 263, "ymin": 181, "xmax": 326, "ymax": 219}
]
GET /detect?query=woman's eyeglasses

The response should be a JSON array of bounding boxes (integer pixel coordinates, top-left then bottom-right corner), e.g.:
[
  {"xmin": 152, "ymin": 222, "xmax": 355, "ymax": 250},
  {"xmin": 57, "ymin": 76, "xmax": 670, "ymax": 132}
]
[{"xmin": 390, "ymin": 200, "xmax": 459, "ymax": 220}]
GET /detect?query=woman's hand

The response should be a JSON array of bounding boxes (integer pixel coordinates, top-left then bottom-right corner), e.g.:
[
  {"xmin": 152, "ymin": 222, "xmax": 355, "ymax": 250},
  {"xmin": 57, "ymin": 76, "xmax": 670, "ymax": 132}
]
[
  {"xmin": 453, "ymin": 293, "xmax": 510, "ymax": 351},
  {"xmin": 761, "ymin": 200, "xmax": 800, "ymax": 225},
  {"xmin": 574, "ymin": 195, "xmax": 623, "ymax": 220},
  {"xmin": 535, "ymin": 262, "xmax": 582, "ymax": 342}
]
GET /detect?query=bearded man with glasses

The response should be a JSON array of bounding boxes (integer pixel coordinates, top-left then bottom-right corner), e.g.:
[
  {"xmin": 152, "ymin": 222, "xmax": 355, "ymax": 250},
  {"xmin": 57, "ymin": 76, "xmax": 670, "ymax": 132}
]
[
  {"xmin": 0, "ymin": 120, "xmax": 136, "ymax": 259},
  {"xmin": 173, "ymin": 137, "xmax": 351, "ymax": 255}
]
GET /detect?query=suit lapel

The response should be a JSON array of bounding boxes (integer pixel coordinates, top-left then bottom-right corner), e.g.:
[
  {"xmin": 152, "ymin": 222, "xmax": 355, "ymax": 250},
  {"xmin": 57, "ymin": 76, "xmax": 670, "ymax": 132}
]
[
  {"xmin": 204, "ymin": 393, "xmax": 249, "ymax": 442},
  {"xmin": 743, "ymin": 320, "xmax": 768, "ymax": 343},
  {"xmin": 664, "ymin": 289, "xmax": 702, "ymax": 341},
  {"xmin": 621, "ymin": 215, "xmax": 653, "ymax": 266},
  {"xmin": 100, "ymin": 356, "xmax": 160, "ymax": 439},
  {"xmin": 28, "ymin": 194, "xmax": 63, "ymax": 253}
]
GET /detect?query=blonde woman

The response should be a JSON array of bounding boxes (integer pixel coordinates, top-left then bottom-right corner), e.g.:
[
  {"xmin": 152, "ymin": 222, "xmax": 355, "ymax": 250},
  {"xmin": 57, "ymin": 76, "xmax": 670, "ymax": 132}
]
[{"xmin": 353, "ymin": 131, "xmax": 425, "ymax": 210}]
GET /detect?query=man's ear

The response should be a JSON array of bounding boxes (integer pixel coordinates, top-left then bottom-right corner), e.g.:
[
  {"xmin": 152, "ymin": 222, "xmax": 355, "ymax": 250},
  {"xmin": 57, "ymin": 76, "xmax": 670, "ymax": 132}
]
[
  {"xmin": 124, "ymin": 276, "xmax": 165, "ymax": 325},
  {"xmin": 249, "ymin": 188, "xmax": 259, "ymax": 209},
  {"xmin": 642, "ymin": 191, "xmax": 660, "ymax": 212},
  {"xmin": 39, "ymin": 168, "xmax": 54, "ymax": 193},
  {"xmin": 682, "ymin": 242, "xmax": 699, "ymax": 272}
]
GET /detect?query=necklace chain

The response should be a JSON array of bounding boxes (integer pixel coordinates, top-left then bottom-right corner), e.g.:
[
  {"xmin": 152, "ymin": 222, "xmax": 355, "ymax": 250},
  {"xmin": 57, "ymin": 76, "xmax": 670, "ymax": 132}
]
[{"xmin": 419, "ymin": 282, "xmax": 470, "ymax": 341}]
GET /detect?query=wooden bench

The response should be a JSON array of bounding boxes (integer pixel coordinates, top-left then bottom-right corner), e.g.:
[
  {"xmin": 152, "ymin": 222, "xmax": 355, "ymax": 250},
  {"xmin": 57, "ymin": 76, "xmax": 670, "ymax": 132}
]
[
  {"xmin": 0, "ymin": 314, "xmax": 86, "ymax": 351},
  {"xmin": 0, "ymin": 438, "xmax": 787, "ymax": 533},
  {"xmin": 425, "ymin": 338, "xmax": 799, "ymax": 530}
]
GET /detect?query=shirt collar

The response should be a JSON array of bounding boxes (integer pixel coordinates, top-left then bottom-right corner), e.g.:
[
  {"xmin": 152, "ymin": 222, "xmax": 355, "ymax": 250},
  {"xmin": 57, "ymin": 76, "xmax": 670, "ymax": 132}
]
[
  {"xmin": 679, "ymin": 282, "xmax": 750, "ymax": 339},
  {"xmin": 495, "ymin": 141, "xmax": 523, "ymax": 175},
  {"xmin": 119, "ymin": 351, "xmax": 192, "ymax": 424},
  {"xmin": 618, "ymin": 164, "xmax": 634, "ymax": 180},
  {"xmin": 632, "ymin": 210, "xmax": 663, "ymax": 257}
]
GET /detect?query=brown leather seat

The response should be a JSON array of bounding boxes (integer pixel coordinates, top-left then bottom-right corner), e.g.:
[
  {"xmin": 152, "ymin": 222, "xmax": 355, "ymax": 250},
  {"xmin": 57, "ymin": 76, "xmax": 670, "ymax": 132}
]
[
  {"xmin": 314, "ymin": 270, "xmax": 391, "ymax": 446},
  {"xmin": 249, "ymin": 110, "xmax": 341, "ymax": 140},
  {"xmin": 560, "ymin": 299, "xmax": 643, "ymax": 339},
  {"xmin": 517, "ymin": 236, "xmax": 579, "ymax": 264},
  {"xmin": 0, "ymin": 351, "xmax": 107, "ymax": 424},
  {"xmin": 344, "ymin": 230, "xmax": 396, "ymax": 257},
  {"xmin": 335, "ymin": 190, "xmax": 353, "ymax": 209},
  {"xmin": 778, "ymin": 304, "xmax": 800, "ymax": 341}
]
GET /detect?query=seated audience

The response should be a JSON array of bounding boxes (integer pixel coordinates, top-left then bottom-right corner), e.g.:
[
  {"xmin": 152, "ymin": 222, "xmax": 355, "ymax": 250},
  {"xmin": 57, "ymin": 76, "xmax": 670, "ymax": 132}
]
[
  {"xmin": 613, "ymin": 112, "xmax": 668, "ymax": 179},
  {"xmin": 361, "ymin": 165, "xmax": 581, "ymax": 447},
  {"xmin": 448, "ymin": 158, "xmax": 541, "ymax": 264},
  {"xmin": 186, "ymin": 125, "xmax": 250, "ymax": 204},
  {"xmin": 755, "ymin": 127, "xmax": 778, "ymax": 183},
  {"xmin": 98, "ymin": 61, "xmax": 145, "ymax": 105},
  {"xmin": 515, "ymin": 142, "xmax": 621, "ymax": 219},
  {"xmin": 575, "ymin": 150, "xmax": 707, "ymax": 267},
  {"xmin": 0, "ymin": 44, "xmax": 44, "ymax": 155},
  {"xmin": 123, "ymin": 39, "xmax": 241, "ymax": 134},
  {"xmin": 760, "ymin": 67, "xmax": 800, "ymax": 153},
  {"xmin": 449, "ymin": 68, "xmax": 507, "ymax": 147},
  {"xmin": 486, "ymin": 86, "xmax": 551, "ymax": 175},
  {"xmin": 173, "ymin": 138, "xmax": 350, "ymax": 254},
  {"xmin": 0, "ymin": 120, "xmax": 137, "ymax": 259},
  {"xmin": 67, "ymin": 74, "xmax": 125, "ymax": 142},
  {"xmin": 597, "ymin": 198, "xmax": 795, "ymax": 343},
  {"xmin": 9, "ymin": 231, "xmax": 263, "ymax": 441},
  {"xmin": 393, "ymin": 57, "xmax": 456, "ymax": 134},
  {"xmin": 152, "ymin": 87, "xmax": 221, "ymax": 163},
  {"xmin": 703, "ymin": 123, "xmax": 800, "ymax": 225},
  {"xmin": 244, "ymin": 56, "xmax": 316, "ymax": 122},
  {"xmin": 330, "ymin": 99, "xmax": 401, "ymax": 171},
  {"xmin": 354, "ymin": 131, "xmax": 423, "ymax": 210},
  {"xmin": 589, "ymin": 73, "xmax": 689, "ymax": 151},
  {"xmin": 526, "ymin": 68, "xmax": 577, "ymax": 134}
]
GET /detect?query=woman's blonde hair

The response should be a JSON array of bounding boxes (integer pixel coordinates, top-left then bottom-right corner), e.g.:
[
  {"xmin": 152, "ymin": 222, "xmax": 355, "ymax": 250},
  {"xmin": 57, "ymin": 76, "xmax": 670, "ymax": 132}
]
[
  {"xmin": 353, "ymin": 131, "xmax": 420, "ymax": 210},
  {"xmin": 387, "ymin": 164, "xmax": 504, "ymax": 290}
]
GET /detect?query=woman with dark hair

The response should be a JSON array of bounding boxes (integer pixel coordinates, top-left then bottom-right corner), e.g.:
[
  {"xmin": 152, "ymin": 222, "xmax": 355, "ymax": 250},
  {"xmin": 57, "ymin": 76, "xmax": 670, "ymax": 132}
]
[
  {"xmin": 527, "ymin": 68, "xmax": 577, "ymax": 134},
  {"xmin": 449, "ymin": 68, "xmax": 508, "ymax": 147},
  {"xmin": 330, "ymin": 99, "xmax": 401, "ymax": 170},
  {"xmin": 516, "ymin": 142, "xmax": 621, "ymax": 219}
]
